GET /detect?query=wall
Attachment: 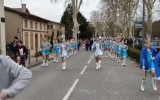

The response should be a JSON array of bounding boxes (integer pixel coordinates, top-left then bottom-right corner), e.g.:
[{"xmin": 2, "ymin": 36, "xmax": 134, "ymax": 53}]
[
  {"xmin": 5, "ymin": 10, "xmax": 21, "ymax": 44},
  {"xmin": 22, "ymin": 18, "xmax": 47, "ymax": 55}
]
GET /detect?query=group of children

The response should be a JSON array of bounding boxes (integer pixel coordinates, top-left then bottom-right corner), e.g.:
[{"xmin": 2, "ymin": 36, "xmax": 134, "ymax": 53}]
[
  {"xmin": 41, "ymin": 38, "xmax": 78, "ymax": 70},
  {"xmin": 92, "ymin": 37, "xmax": 128, "ymax": 70},
  {"xmin": 92, "ymin": 37, "xmax": 160, "ymax": 92}
]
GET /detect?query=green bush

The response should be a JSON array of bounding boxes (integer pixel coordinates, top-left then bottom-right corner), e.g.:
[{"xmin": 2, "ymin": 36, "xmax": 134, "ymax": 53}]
[
  {"xmin": 35, "ymin": 51, "xmax": 42, "ymax": 57},
  {"xmin": 128, "ymin": 46, "xmax": 140, "ymax": 62}
]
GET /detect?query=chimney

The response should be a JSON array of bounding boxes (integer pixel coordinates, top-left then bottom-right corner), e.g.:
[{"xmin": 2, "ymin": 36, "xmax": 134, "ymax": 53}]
[{"xmin": 22, "ymin": 4, "xmax": 26, "ymax": 13}]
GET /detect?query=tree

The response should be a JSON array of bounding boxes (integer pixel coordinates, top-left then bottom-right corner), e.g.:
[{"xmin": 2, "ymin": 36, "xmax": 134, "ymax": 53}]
[
  {"xmin": 61, "ymin": 4, "xmax": 95, "ymax": 39},
  {"xmin": 51, "ymin": 0, "xmax": 83, "ymax": 39},
  {"xmin": 60, "ymin": 4, "xmax": 73, "ymax": 39},
  {"xmin": 145, "ymin": 0, "xmax": 157, "ymax": 39}
]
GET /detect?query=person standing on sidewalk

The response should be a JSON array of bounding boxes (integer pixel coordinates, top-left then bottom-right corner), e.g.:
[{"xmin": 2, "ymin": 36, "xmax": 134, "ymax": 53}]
[
  {"xmin": 16, "ymin": 41, "xmax": 28, "ymax": 67},
  {"xmin": 41, "ymin": 38, "xmax": 52, "ymax": 67},
  {"xmin": 0, "ymin": 55, "xmax": 32, "ymax": 100},
  {"xmin": 92, "ymin": 37, "xmax": 103, "ymax": 70},
  {"xmin": 60, "ymin": 39, "xmax": 68, "ymax": 70},
  {"xmin": 53, "ymin": 39, "xmax": 59, "ymax": 63},
  {"xmin": 140, "ymin": 39, "xmax": 157, "ymax": 92},
  {"xmin": 10, "ymin": 36, "xmax": 18, "ymax": 61}
]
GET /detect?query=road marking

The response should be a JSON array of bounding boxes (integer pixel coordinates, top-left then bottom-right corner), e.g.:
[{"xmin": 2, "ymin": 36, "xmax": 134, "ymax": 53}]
[
  {"xmin": 87, "ymin": 59, "xmax": 92, "ymax": 64},
  {"xmin": 80, "ymin": 65, "xmax": 88, "ymax": 75},
  {"xmin": 63, "ymin": 79, "xmax": 79, "ymax": 100}
]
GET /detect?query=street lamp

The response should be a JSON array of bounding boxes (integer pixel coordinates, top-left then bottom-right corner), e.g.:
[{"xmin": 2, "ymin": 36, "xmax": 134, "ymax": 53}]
[{"xmin": 142, "ymin": 0, "xmax": 145, "ymax": 47}]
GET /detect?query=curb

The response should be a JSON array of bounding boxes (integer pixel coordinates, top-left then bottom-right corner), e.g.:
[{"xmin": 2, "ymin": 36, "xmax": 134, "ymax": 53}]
[{"xmin": 27, "ymin": 58, "xmax": 53, "ymax": 69}]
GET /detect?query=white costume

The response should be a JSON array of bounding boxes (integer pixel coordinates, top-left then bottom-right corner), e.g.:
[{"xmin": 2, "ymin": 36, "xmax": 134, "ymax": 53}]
[
  {"xmin": 92, "ymin": 41, "xmax": 103, "ymax": 69},
  {"xmin": 60, "ymin": 43, "xmax": 68, "ymax": 58},
  {"xmin": 92, "ymin": 42, "xmax": 103, "ymax": 57}
]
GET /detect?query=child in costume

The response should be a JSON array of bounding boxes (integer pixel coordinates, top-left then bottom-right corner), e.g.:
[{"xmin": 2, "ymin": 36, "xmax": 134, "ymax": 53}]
[
  {"xmin": 92, "ymin": 37, "xmax": 103, "ymax": 70},
  {"xmin": 140, "ymin": 39, "xmax": 157, "ymax": 91}
]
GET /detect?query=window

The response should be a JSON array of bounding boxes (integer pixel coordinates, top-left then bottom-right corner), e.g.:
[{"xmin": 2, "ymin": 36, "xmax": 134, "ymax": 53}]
[
  {"xmin": 25, "ymin": 20, "xmax": 28, "ymax": 28},
  {"xmin": 44, "ymin": 24, "xmax": 46, "ymax": 30},
  {"xmin": 40, "ymin": 23, "xmax": 42, "ymax": 30},
  {"xmin": 30, "ymin": 21, "xmax": 33, "ymax": 29},
  {"xmin": 51, "ymin": 25, "xmax": 53, "ymax": 29},
  {"xmin": 47, "ymin": 25, "xmax": 50, "ymax": 29},
  {"xmin": 35, "ymin": 22, "xmax": 37, "ymax": 29}
]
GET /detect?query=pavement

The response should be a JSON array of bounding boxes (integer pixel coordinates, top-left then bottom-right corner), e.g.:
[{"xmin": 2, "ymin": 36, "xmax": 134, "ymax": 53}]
[{"xmin": 10, "ymin": 50, "xmax": 160, "ymax": 100}]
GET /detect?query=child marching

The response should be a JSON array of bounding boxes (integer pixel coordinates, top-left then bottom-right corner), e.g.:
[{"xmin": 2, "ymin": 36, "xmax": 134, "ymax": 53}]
[
  {"xmin": 42, "ymin": 38, "xmax": 52, "ymax": 67},
  {"xmin": 140, "ymin": 39, "xmax": 157, "ymax": 91},
  {"xmin": 60, "ymin": 39, "xmax": 68, "ymax": 70},
  {"xmin": 53, "ymin": 39, "xmax": 59, "ymax": 63},
  {"xmin": 120, "ymin": 40, "xmax": 128, "ymax": 66},
  {"xmin": 92, "ymin": 37, "xmax": 103, "ymax": 70}
]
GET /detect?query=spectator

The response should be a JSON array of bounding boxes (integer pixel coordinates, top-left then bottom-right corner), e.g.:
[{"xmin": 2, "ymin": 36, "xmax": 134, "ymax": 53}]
[
  {"xmin": 16, "ymin": 41, "xmax": 28, "ymax": 67},
  {"xmin": 0, "ymin": 55, "xmax": 32, "ymax": 100},
  {"xmin": 10, "ymin": 36, "xmax": 18, "ymax": 61}
]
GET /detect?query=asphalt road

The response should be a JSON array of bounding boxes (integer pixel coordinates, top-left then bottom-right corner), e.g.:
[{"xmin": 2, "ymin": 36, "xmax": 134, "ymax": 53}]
[{"xmin": 10, "ymin": 50, "xmax": 160, "ymax": 100}]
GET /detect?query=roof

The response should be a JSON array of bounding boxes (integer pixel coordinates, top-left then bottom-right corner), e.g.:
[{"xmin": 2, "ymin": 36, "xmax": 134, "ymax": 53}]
[{"xmin": 4, "ymin": 6, "xmax": 65, "ymax": 26}]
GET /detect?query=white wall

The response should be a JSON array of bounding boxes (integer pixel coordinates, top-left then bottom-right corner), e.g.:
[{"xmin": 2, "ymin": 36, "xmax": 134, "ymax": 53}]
[{"xmin": 0, "ymin": 0, "xmax": 6, "ymax": 55}]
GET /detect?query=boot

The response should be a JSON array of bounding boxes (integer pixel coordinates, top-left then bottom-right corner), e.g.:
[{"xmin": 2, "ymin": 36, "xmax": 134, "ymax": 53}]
[
  {"xmin": 54, "ymin": 58, "xmax": 56, "ymax": 63},
  {"xmin": 46, "ymin": 60, "xmax": 48, "ymax": 66},
  {"xmin": 124, "ymin": 60, "xmax": 126, "ymax": 67},
  {"xmin": 56, "ymin": 58, "xmax": 59, "ymax": 62},
  {"xmin": 96, "ymin": 63, "xmax": 99, "ymax": 70},
  {"xmin": 141, "ymin": 80, "xmax": 145, "ymax": 92},
  {"xmin": 62, "ymin": 63, "xmax": 66, "ymax": 70},
  {"xmin": 99, "ymin": 60, "xmax": 101, "ymax": 69},
  {"xmin": 43, "ymin": 60, "xmax": 45, "ymax": 67},
  {"xmin": 152, "ymin": 78, "xmax": 157, "ymax": 91}
]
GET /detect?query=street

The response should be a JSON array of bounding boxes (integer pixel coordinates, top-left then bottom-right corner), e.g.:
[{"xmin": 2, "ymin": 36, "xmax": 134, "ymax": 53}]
[{"xmin": 11, "ymin": 50, "xmax": 160, "ymax": 100}]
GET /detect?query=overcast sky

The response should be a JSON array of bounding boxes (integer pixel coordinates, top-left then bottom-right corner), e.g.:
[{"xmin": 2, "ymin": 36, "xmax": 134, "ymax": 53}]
[{"xmin": 4, "ymin": 0, "xmax": 101, "ymax": 22}]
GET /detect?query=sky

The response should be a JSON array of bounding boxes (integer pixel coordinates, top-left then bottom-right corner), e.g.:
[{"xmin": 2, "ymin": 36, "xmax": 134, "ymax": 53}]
[{"xmin": 4, "ymin": 0, "xmax": 101, "ymax": 22}]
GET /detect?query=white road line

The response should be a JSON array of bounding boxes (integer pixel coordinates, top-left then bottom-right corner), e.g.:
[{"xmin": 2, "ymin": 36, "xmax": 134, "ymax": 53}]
[
  {"xmin": 87, "ymin": 59, "xmax": 92, "ymax": 64},
  {"xmin": 63, "ymin": 79, "xmax": 79, "ymax": 100},
  {"xmin": 80, "ymin": 66, "xmax": 88, "ymax": 75}
]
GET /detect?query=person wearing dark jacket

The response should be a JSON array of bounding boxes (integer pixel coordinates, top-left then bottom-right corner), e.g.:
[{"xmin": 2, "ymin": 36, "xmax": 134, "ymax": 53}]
[
  {"xmin": 16, "ymin": 41, "xmax": 27, "ymax": 67},
  {"xmin": 10, "ymin": 36, "xmax": 18, "ymax": 61}
]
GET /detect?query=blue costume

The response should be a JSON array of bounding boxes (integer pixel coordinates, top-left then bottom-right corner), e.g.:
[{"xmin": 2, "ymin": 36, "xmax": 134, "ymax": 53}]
[
  {"xmin": 71, "ymin": 42, "xmax": 75, "ymax": 49},
  {"xmin": 53, "ymin": 43, "xmax": 59, "ymax": 54},
  {"xmin": 121, "ymin": 45, "xmax": 128, "ymax": 57},
  {"xmin": 116, "ymin": 43, "xmax": 121, "ymax": 54},
  {"xmin": 155, "ymin": 53, "xmax": 160, "ymax": 79},
  {"xmin": 140, "ymin": 47, "xmax": 157, "ymax": 71},
  {"xmin": 42, "ymin": 42, "xmax": 51, "ymax": 55}
]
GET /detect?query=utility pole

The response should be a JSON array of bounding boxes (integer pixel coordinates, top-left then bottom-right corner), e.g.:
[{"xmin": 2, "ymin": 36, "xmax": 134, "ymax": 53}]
[{"xmin": 0, "ymin": 0, "xmax": 6, "ymax": 55}]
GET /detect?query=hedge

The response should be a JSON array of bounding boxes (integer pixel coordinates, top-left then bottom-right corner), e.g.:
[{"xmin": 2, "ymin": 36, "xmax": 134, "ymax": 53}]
[{"xmin": 128, "ymin": 46, "xmax": 140, "ymax": 62}]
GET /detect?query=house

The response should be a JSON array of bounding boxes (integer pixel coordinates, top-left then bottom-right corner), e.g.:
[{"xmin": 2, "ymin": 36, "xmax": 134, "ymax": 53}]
[
  {"xmin": 5, "ymin": 4, "xmax": 65, "ymax": 56},
  {"xmin": 47, "ymin": 21, "xmax": 65, "ymax": 41}
]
